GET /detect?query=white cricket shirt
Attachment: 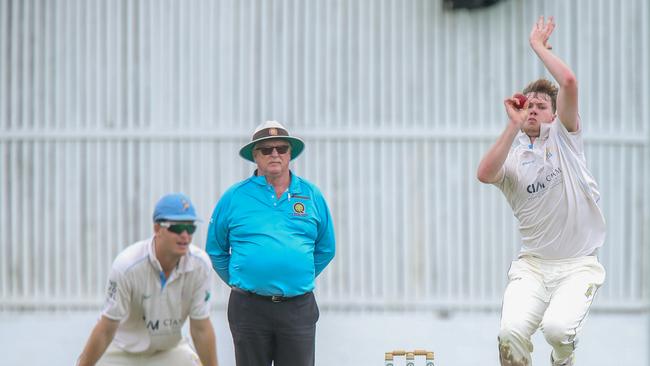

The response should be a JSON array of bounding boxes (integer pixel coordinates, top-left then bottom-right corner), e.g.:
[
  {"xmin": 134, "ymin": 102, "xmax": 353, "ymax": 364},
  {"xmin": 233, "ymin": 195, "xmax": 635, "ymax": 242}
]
[
  {"xmin": 496, "ymin": 120, "xmax": 606, "ymax": 259},
  {"xmin": 101, "ymin": 237, "xmax": 214, "ymax": 354}
]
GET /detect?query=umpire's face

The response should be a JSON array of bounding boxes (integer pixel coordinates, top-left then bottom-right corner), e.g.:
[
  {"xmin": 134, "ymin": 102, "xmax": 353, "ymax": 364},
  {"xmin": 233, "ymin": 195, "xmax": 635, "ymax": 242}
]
[{"xmin": 253, "ymin": 138, "xmax": 292, "ymax": 179}]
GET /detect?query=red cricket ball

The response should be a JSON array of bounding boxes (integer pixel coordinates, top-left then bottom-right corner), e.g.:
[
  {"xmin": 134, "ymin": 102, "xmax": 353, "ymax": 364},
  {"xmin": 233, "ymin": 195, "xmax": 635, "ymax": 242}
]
[{"xmin": 513, "ymin": 93, "xmax": 527, "ymax": 109}]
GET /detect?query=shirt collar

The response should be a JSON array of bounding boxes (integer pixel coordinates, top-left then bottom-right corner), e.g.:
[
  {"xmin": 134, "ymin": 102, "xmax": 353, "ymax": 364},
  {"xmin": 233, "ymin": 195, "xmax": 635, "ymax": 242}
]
[
  {"xmin": 516, "ymin": 121, "xmax": 553, "ymax": 148},
  {"xmin": 250, "ymin": 171, "xmax": 268, "ymax": 186},
  {"xmin": 288, "ymin": 172, "xmax": 302, "ymax": 194},
  {"xmin": 250, "ymin": 170, "xmax": 303, "ymax": 194}
]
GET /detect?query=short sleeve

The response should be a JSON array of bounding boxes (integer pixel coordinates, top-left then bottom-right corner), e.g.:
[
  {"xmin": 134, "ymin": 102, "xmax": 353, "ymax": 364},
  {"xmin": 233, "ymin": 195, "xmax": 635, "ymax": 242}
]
[
  {"xmin": 101, "ymin": 267, "xmax": 131, "ymax": 321},
  {"xmin": 495, "ymin": 152, "xmax": 517, "ymax": 194},
  {"xmin": 554, "ymin": 117, "xmax": 584, "ymax": 157}
]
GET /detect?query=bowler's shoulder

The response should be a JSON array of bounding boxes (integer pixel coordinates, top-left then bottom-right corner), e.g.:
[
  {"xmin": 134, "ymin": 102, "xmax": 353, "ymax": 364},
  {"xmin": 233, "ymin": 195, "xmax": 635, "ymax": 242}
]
[
  {"xmin": 112, "ymin": 239, "xmax": 151, "ymax": 273},
  {"xmin": 552, "ymin": 116, "xmax": 583, "ymax": 136}
]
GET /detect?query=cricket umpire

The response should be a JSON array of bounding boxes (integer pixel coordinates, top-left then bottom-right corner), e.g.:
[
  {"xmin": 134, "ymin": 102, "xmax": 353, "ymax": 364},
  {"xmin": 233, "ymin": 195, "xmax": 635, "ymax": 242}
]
[
  {"xmin": 77, "ymin": 193, "xmax": 218, "ymax": 366},
  {"xmin": 206, "ymin": 120, "xmax": 336, "ymax": 366}
]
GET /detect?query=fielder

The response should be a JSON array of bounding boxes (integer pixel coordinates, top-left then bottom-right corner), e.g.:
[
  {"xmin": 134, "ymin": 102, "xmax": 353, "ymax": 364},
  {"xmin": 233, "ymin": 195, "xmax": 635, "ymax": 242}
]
[
  {"xmin": 77, "ymin": 193, "xmax": 218, "ymax": 366},
  {"xmin": 477, "ymin": 17, "xmax": 606, "ymax": 366}
]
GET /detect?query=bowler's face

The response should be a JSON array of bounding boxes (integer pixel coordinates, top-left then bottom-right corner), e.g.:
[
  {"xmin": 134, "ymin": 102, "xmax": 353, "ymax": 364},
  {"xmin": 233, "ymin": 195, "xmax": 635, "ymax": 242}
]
[
  {"xmin": 253, "ymin": 138, "xmax": 292, "ymax": 178},
  {"xmin": 521, "ymin": 92, "xmax": 556, "ymax": 137}
]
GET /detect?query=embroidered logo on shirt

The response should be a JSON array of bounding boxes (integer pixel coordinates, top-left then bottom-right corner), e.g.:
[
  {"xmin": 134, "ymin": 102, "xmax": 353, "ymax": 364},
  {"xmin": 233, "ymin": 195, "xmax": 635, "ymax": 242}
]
[
  {"xmin": 144, "ymin": 317, "xmax": 184, "ymax": 332},
  {"xmin": 204, "ymin": 290, "xmax": 211, "ymax": 302},
  {"xmin": 585, "ymin": 283, "xmax": 597, "ymax": 298},
  {"xmin": 527, "ymin": 182, "xmax": 546, "ymax": 194},
  {"xmin": 545, "ymin": 147, "xmax": 553, "ymax": 160},
  {"xmin": 525, "ymin": 167, "xmax": 563, "ymax": 197},
  {"xmin": 292, "ymin": 202, "xmax": 306, "ymax": 216},
  {"xmin": 106, "ymin": 280, "xmax": 117, "ymax": 300}
]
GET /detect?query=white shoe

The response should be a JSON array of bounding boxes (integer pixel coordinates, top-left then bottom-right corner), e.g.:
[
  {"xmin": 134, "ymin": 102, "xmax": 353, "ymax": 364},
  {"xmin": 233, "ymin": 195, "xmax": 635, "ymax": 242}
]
[{"xmin": 551, "ymin": 352, "xmax": 575, "ymax": 366}]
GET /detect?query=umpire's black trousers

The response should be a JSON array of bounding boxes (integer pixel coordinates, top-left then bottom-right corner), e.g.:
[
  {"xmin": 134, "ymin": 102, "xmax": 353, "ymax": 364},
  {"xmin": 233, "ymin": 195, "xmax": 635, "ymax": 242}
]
[{"xmin": 228, "ymin": 288, "xmax": 320, "ymax": 366}]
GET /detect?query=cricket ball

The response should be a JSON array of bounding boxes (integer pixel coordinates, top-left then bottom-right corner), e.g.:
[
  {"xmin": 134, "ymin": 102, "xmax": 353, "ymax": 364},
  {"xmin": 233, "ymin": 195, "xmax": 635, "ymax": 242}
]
[{"xmin": 513, "ymin": 93, "xmax": 527, "ymax": 109}]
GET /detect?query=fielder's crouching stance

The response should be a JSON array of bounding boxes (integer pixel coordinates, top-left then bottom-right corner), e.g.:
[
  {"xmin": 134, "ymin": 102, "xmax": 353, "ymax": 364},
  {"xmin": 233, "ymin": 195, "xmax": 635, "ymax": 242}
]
[
  {"xmin": 77, "ymin": 193, "xmax": 218, "ymax": 366},
  {"xmin": 477, "ymin": 17, "xmax": 606, "ymax": 366}
]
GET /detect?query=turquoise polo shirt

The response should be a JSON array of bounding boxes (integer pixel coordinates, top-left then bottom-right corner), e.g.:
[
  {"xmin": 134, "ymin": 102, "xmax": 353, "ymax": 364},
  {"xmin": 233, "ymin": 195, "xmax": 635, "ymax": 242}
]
[{"xmin": 206, "ymin": 172, "xmax": 336, "ymax": 297}]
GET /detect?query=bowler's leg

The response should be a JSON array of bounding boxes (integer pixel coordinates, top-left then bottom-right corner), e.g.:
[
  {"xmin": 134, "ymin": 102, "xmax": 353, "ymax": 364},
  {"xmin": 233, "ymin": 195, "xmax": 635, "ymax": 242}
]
[
  {"xmin": 541, "ymin": 260, "xmax": 605, "ymax": 365},
  {"xmin": 499, "ymin": 260, "xmax": 548, "ymax": 366}
]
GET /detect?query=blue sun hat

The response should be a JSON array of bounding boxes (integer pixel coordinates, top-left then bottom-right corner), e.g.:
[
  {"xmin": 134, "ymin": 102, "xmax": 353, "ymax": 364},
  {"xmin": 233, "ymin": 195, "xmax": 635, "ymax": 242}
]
[
  {"xmin": 152, "ymin": 193, "xmax": 201, "ymax": 222},
  {"xmin": 239, "ymin": 120, "xmax": 305, "ymax": 163}
]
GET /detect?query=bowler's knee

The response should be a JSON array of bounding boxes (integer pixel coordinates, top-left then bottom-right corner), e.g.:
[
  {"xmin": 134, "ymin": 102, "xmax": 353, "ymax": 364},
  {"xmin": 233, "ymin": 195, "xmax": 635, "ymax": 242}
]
[
  {"xmin": 498, "ymin": 326, "xmax": 524, "ymax": 354},
  {"xmin": 498, "ymin": 327, "xmax": 530, "ymax": 366},
  {"xmin": 499, "ymin": 321, "xmax": 529, "ymax": 343},
  {"xmin": 542, "ymin": 321, "xmax": 573, "ymax": 347},
  {"xmin": 499, "ymin": 326, "xmax": 516, "ymax": 343}
]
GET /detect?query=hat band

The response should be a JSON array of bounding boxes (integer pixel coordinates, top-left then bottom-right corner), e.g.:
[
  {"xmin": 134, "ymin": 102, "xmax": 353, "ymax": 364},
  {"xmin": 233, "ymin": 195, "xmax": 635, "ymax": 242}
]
[{"xmin": 252, "ymin": 127, "xmax": 289, "ymax": 141}]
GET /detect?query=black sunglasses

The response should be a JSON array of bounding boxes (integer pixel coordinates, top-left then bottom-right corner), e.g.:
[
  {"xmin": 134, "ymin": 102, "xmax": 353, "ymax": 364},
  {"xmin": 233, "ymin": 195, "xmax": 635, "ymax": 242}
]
[
  {"xmin": 159, "ymin": 222, "xmax": 197, "ymax": 235},
  {"xmin": 255, "ymin": 145, "xmax": 290, "ymax": 155}
]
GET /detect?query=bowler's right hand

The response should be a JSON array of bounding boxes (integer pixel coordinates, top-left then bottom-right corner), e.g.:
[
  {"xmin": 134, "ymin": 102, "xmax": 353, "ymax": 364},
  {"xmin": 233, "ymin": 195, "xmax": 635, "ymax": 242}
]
[{"xmin": 504, "ymin": 94, "xmax": 529, "ymax": 128}]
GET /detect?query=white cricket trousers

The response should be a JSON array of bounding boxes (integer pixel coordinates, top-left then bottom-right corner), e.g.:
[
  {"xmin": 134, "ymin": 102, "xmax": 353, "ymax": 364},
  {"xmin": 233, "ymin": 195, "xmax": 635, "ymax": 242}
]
[
  {"xmin": 498, "ymin": 255, "xmax": 605, "ymax": 366},
  {"xmin": 96, "ymin": 340, "xmax": 202, "ymax": 366}
]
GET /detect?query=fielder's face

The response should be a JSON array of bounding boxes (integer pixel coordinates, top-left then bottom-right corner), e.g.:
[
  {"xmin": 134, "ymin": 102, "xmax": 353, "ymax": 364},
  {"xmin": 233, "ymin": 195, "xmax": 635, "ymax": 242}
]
[
  {"xmin": 154, "ymin": 221, "xmax": 194, "ymax": 258},
  {"xmin": 521, "ymin": 92, "xmax": 556, "ymax": 137},
  {"xmin": 253, "ymin": 138, "xmax": 292, "ymax": 179}
]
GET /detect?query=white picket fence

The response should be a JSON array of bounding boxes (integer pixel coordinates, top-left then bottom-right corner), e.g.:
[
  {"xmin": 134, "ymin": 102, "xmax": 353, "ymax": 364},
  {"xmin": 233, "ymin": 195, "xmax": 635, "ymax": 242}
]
[{"xmin": 1, "ymin": 0, "xmax": 649, "ymax": 312}]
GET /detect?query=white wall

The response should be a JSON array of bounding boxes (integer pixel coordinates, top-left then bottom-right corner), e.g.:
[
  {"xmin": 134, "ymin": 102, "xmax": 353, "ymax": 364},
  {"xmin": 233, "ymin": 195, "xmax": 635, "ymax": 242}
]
[{"xmin": 1, "ymin": 0, "xmax": 649, "ymax": 311}]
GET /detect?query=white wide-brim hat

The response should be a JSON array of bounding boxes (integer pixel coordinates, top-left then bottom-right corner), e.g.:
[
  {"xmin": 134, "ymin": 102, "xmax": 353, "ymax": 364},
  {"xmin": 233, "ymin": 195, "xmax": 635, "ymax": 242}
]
[{"xmin": 239, "ymin": 120, "xmax": 305, "ymax": 162}]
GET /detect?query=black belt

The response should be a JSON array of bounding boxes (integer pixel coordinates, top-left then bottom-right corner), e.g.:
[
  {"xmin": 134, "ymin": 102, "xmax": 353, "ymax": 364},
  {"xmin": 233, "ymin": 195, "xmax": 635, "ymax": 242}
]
[{"xmin": 231, "ymin": 287, "xmax": 309, "ymax": 303}]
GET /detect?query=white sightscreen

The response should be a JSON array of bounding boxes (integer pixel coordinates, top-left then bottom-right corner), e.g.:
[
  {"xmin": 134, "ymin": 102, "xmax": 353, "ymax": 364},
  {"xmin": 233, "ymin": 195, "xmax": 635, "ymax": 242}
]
[{"xmin": 0, "ymin": 0, "xmax": 649, "ymax": 311}]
